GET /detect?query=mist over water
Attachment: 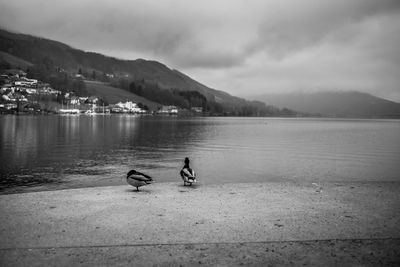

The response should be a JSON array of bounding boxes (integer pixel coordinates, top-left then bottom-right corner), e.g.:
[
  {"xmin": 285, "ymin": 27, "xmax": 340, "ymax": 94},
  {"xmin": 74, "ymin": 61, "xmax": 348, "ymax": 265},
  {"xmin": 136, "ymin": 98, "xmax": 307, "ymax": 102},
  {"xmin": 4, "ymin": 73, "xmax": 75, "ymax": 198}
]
[{"xmin": 1, "ymin": 115, "xmax": 399, "ymax": 193}]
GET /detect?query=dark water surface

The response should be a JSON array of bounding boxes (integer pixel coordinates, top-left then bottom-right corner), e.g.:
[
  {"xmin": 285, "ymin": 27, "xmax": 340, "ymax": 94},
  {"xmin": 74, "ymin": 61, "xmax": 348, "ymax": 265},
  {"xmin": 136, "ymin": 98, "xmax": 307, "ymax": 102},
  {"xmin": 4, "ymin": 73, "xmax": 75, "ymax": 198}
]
[{"xmin": 1, "ymin": 115, "xmax": 399, "ymax": 193}]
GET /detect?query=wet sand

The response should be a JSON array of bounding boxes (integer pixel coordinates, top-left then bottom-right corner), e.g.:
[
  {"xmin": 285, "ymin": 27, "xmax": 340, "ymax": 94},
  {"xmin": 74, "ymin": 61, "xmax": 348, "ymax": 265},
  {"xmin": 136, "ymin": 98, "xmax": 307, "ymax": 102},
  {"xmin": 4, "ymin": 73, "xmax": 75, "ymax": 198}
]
[{"xmin": 1, "ymin": 182, "xmax": 399, "ymax": 266}]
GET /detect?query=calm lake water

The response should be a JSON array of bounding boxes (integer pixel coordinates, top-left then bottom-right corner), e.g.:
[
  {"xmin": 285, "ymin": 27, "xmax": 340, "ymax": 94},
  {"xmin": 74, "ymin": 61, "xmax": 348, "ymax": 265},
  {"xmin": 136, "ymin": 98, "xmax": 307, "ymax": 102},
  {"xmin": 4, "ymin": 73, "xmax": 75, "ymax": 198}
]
[{"xmin": 1, "ymin": 115, "xmax": 399, "ymax": 193}]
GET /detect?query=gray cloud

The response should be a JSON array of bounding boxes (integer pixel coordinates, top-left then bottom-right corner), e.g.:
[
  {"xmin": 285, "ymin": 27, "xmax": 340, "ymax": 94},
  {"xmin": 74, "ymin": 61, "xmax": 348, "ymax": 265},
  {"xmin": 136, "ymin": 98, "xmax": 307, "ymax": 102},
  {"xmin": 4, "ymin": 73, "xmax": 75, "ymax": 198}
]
[
  {"xmin": 0, "ymin": 0, "xmax": 399, "ymax": 101},
  {"xmin": 0, "ymin": 0, "xmax": 250, "ymax": 68},
  {"xmin": 247, "ymin": 0, "xmax": 400, "ymax": 59}
]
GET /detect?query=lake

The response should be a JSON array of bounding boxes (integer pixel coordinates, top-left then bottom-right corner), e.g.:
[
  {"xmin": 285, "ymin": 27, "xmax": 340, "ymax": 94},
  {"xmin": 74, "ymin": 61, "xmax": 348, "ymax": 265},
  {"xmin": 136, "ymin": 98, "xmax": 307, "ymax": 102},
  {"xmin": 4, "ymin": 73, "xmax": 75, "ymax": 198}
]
[{"xmin": 1, "ymin": 115, "xmax": 399, "ymax": 193}]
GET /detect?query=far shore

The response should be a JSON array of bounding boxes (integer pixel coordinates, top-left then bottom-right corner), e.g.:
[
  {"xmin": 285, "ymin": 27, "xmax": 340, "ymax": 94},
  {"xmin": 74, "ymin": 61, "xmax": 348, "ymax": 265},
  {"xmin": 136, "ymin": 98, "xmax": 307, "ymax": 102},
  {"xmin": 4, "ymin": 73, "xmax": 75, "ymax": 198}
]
[{"xmin": 1, "ymin": 181, "xmax": 399, "ymax": 266}]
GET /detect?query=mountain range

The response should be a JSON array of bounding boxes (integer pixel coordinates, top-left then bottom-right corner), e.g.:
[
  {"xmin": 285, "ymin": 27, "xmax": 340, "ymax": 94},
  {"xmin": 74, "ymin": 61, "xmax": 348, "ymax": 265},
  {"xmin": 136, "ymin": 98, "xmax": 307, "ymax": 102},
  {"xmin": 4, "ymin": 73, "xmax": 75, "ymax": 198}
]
[
  {"xmin": 1, "ymin": 28, "xmax": 399, "ymax": 118},
  {"xmin": 251, "ymin": 91, "xmax": 400, "ymax": 118}
]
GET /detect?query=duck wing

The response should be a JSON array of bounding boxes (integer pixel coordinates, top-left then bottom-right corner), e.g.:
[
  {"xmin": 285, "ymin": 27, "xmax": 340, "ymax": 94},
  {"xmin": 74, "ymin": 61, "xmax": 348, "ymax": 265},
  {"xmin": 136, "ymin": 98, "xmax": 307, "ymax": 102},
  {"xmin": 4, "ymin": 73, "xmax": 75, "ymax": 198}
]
[
  {"xmin": 182, "ymin": 168, "xmax": 195, "ymax": 178},
  {"xmin": 127, "ymin": 169, "xmax": 137, "ymax": 178},
  {"xmin": 132, "ymin": 175, "xmax": 152, "ymax": 182},
  {"xmin": 127, "ymin": 170, "xmax": 153, "ymax": 181},
  {"xmin": 135, "ymin": 171, "xmax": 152, "ymax": 180}
]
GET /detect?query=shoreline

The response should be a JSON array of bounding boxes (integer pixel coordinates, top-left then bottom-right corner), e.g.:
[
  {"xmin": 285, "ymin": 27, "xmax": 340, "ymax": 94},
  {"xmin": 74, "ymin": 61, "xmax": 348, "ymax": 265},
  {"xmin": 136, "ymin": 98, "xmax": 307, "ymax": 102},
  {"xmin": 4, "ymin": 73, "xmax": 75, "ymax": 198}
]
[
  {"xmin": 2, "ymin": 179, "xmax": 400, "ymax": 196},
  {"xmin": 1, "ymin": 181, "xmax": 399, "ymax": 265}
]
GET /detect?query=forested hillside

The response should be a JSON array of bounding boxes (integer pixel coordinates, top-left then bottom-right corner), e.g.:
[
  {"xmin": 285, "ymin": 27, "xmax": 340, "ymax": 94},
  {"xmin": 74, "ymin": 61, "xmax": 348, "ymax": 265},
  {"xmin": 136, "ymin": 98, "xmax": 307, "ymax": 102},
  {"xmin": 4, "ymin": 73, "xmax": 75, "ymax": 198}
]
[{"xmin": 0, "ymin": 29, "xmax": 299, "ymax": 116}]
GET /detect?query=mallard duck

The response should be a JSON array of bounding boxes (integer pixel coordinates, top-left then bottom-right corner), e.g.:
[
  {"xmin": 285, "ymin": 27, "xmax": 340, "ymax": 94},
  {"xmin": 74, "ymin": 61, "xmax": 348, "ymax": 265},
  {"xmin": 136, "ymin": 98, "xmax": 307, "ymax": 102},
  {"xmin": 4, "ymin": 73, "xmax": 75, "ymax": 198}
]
[
  {"xmin": 180, "ymin": 157, "xmax": 196, "ymax": 186},
  {"xmin": 127, "ymin": 169, "xmax": 153, "ymax": 191}
]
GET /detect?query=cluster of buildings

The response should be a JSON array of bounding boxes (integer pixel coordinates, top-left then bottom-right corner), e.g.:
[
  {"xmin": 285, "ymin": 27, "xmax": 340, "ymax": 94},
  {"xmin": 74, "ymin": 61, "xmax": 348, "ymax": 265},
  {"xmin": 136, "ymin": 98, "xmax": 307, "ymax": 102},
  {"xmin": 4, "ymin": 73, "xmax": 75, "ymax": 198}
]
[
  {"xmin": 0, "ymin": 69, "xmax": 203, "ymax": 116},
  {"xmin": 110, "ymin": 101, "xmax": 145, "ymax": 114},
  {"xmin": 157, "ymin": 105, "xmax": 179, "ymax": 114},
  {"xmin": 64, "ymin": 93, "xmax": 100, "ymax": 107},
  {"xmin": 155, "ymin": 106, "xmax": 203, "ymax": 115},
  {"xmin": 60, "ymin": 100, "xmax": 149, "ymax": 115},
  {"xmin": 57, "ymin": 101, "xmax": 151, "ymax": 115},
  {"xmin": 0, "ymin": 69, "xmax": 149, "ymax": 115},
  {"xmin": 0, "ymin": 69, "xmax": 61, "ymax": 112}
]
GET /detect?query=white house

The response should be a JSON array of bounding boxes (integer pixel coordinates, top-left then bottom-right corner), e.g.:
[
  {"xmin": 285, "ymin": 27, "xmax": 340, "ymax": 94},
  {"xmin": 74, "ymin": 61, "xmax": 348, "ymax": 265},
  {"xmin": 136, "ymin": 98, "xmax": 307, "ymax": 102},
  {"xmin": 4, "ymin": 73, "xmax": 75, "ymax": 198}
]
[
  {"xmin": 115, "ymin": 101, "xmax": 142, "ymax": 113},
  {"xmin": 25, "ymin": 88, "xmax": 38, "ymax": 94},
  {"xmin": 191, "ymin": 107, "xmax": 203, "ymax": 113},
  {"xmin": 69, "ymin": 96, "xmax": 80, "ymax": 105},
  {"xmin": 158, "ymin": 105, "xmax": 178, "ymax": 114},
  {"xmin": 14, "ymin": 78, "xmax": 38, "ymax": 87}
]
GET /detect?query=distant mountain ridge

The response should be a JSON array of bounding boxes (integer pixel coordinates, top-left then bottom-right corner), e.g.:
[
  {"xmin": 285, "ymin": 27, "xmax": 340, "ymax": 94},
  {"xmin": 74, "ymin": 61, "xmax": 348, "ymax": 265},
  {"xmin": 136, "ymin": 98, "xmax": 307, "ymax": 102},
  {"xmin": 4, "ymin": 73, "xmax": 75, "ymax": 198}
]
[{"xmin": 253, "ymin": 91, "xmax": 400, "ymax": 118}]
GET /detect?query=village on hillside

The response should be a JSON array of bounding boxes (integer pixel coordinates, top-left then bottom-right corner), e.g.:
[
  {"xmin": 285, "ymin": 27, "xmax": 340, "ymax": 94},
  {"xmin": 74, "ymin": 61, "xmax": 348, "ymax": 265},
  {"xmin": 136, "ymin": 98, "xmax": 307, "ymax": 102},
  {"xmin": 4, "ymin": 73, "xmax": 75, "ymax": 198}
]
[{"xmin": 0, "ymin": 69, "xmax": 180, "ymax": 115}]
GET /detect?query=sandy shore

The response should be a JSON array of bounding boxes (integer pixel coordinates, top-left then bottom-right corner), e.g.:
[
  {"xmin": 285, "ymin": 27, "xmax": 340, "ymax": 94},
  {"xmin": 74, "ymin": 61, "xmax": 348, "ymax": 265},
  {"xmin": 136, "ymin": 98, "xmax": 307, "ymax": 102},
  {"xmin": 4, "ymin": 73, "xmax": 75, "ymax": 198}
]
[{"xmin": 1, "ymin": 181, "xmax": 399, "ymax": 266}]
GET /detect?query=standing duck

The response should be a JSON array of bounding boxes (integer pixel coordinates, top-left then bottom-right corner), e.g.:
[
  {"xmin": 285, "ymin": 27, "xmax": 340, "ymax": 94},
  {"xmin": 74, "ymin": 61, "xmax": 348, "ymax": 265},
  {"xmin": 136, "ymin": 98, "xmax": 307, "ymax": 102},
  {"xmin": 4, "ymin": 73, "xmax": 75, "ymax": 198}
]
[
  {"xmin": 126, "ymin": 169, "xmax": 153, "ymax": 191},
  {"xmin": 180, "ymin": 157, "xmax": 196, "ymax": 186}
]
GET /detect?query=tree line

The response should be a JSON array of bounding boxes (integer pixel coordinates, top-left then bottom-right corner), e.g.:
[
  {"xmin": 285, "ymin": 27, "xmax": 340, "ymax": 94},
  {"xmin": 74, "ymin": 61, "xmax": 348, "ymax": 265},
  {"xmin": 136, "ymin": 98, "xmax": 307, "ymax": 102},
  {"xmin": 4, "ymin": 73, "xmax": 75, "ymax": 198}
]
[{"xmin": 111, "ymin": 78, "xmax": 298, "ymax": 116}]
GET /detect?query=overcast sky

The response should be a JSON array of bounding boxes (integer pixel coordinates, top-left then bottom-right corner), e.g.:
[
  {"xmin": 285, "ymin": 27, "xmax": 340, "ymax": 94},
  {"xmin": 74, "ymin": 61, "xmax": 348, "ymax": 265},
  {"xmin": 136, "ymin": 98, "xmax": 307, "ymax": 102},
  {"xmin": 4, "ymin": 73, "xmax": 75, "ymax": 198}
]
[{"xmin": 1, "ymin": 0, "xmax": 400, "ymax": 101}]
